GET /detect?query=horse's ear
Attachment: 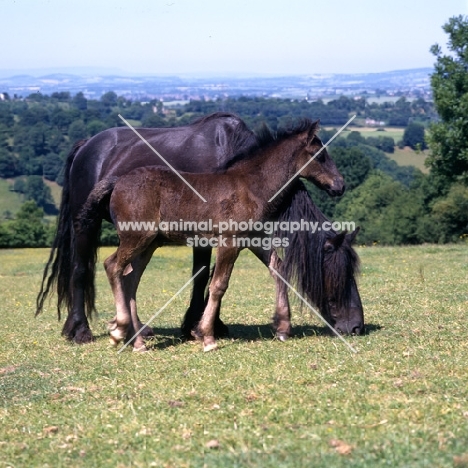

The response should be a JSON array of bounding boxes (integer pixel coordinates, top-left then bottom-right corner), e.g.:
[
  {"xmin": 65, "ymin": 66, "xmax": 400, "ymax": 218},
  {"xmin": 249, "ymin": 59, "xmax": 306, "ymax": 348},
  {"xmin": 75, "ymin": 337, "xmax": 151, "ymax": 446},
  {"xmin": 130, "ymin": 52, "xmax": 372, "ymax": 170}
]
[
  {"xmin": 324, "ymin": 230, "xmax": 346, "ymax": 252},
  {"xmin": 346, "ymin": 227, "xmax": 360, "ymax": 244},
  {"xmin": 307, "ymin": 120, "xmax": 320, "ymax": 143}
]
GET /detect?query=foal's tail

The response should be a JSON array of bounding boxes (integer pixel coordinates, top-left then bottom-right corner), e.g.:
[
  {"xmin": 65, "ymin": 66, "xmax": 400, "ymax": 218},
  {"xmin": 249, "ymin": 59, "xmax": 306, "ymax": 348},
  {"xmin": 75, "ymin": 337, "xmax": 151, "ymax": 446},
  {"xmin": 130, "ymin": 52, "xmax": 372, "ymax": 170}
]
[
  {"xmin": 76, "ymin": 178, "xmax": 118, "ymax": 233},
  {"xmin": 36, "ymin": 140, "xmax": 87, "ymax": 319}
]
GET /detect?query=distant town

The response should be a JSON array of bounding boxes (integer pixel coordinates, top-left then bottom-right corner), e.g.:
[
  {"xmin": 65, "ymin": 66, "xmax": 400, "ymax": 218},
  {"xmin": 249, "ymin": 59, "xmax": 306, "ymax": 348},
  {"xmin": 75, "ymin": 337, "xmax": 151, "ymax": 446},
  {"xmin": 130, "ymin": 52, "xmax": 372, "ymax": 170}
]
[{"xmin": 0, "ymin": 67, "xmax": 432, "ymax": 102}]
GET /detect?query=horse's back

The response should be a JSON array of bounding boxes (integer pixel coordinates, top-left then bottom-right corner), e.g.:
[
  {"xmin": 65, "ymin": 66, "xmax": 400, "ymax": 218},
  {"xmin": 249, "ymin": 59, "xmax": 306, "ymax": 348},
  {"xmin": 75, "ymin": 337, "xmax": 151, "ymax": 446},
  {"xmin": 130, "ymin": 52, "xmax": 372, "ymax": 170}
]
[{"xmin": 67, "ymin": 114, "xmax": 256, "ymax": 210}]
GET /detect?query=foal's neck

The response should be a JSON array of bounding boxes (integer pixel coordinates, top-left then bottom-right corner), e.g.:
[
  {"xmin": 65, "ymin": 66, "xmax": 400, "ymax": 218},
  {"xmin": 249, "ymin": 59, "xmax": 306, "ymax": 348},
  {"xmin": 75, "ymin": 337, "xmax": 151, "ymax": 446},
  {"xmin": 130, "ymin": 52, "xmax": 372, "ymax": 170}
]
[{"xmin": 229, "ymin": 137, "xmax": 305, "ymax": 202}]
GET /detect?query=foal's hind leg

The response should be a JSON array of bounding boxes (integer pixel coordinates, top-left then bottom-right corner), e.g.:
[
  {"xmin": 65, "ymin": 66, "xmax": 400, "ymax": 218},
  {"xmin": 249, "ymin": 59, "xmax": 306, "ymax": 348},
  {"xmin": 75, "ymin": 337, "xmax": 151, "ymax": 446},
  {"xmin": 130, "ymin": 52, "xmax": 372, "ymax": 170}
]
[
  {"xmin": 196, "ymin": 247, "xmax": 240, "ymax": 352},
  {"xmin": 104, "ymin": 237, "xmax": 157, "ymax": 352},
  {"xmin": 106, "ymin": 246, "xmax": 158, "ymax": 351},
  {"xmin": 107, "ymin": 252, "xmax": 156, "ymax": 339},
  {"xmin": 249, "ymin": 247, "xmax": 292, "ymax": 341}
]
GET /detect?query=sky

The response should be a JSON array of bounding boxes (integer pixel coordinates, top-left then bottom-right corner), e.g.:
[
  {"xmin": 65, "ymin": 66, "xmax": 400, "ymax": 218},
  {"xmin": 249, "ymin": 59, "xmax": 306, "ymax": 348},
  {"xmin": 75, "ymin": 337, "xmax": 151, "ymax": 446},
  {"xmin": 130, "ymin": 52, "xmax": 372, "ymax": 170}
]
[{"xmin": 1, "ymin": 0, "xmax": 467, "ymax": 76}]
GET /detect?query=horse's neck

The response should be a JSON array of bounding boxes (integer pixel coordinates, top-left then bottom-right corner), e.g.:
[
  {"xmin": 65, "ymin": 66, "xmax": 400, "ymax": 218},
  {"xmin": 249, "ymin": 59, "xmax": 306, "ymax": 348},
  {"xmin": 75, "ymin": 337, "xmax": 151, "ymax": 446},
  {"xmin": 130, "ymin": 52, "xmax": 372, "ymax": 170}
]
[{"xmin": 230, "ymin": 139, "xmax": 302, "ymax": 202}]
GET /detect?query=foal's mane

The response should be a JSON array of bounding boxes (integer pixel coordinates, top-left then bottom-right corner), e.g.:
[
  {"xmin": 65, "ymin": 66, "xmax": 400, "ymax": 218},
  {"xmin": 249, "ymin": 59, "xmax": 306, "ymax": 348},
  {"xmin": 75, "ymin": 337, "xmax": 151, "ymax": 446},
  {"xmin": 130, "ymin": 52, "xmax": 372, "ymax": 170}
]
[{"xmin": 220, "ymin": 118, "xmax": 320, "ymax": 170}]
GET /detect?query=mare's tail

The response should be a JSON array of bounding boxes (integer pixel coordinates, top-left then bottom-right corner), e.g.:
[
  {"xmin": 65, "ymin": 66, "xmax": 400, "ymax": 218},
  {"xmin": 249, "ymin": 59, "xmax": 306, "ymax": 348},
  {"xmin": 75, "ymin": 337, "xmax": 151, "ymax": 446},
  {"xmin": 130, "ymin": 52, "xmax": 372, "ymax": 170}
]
[
  {"xmin": 35, "ymin": 142, "xmax": 117, "ymax": 322},
  {"xmin": 36, "ymin": 140, "xmax": 87, "ymax": 319}
]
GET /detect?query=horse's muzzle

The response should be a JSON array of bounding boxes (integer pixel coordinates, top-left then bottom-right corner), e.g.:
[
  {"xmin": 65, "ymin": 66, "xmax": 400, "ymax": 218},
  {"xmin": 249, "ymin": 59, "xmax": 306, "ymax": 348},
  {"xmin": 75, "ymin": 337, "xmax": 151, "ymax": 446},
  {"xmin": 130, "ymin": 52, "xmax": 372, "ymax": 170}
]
[
  {"xmin": 335, "ymin": 320, "xmax": 364, "ymax": 336},
  {"xmin": 325, "ymin": 180, "xmax": 345, "ymax": 197}
]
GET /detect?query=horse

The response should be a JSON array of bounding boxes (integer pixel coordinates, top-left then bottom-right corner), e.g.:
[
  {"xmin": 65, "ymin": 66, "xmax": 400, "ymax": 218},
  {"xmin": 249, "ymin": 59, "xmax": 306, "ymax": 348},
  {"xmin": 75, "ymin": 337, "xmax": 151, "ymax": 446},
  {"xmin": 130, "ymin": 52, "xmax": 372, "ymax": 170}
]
[
  {"xmin": 36, "ymin": 113, "xmax": 346, "ymax": 343},
  {"xmin": 76, "ymin": 119, "xmax": 359, "ymax": 352},
  {"xmin": 272, "ymin": 181, "xmax": 363, "ymax": 337}
]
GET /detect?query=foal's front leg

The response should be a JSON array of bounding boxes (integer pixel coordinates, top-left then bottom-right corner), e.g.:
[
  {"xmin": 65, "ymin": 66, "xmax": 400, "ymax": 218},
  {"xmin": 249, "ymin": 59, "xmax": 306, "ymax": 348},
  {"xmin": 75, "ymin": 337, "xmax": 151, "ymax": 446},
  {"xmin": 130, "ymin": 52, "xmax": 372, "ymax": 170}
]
[
  {"xmin": 197, "ymin": 246, "xmax": 240, "ymax": 352},
  {"xmin": 249, "ymin": 247, "xmax": 292, "ymax": 341}
]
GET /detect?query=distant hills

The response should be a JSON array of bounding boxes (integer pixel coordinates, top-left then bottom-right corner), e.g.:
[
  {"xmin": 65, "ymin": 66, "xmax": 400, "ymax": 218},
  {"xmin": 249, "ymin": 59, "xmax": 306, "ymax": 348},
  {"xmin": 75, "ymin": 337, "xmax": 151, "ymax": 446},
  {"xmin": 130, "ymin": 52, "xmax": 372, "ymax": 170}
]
[{"xmin": 0, "ymin": 67, "xmax": 432, "ymax": 101}]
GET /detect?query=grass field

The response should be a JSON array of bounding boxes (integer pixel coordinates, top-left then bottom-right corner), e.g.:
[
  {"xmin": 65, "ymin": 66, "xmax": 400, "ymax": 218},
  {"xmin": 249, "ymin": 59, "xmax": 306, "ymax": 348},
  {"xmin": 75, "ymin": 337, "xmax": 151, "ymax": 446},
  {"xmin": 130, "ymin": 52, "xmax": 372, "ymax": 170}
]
[
  {"xmin": 334, "ymin": 126, "xmax": 406, "ymax": 143},
  {"xmin": 0, "ymin": 179, "xmax": 24, "ymax": 217},
  {"xmin": 1, "ymin": 244, "xmax": 468, "ymax": 467},
  {"xmin": 388, "ymin": 147, "xmax": 429, "ymax": 173},
  {"xmin": 0, "ymin": 178, "xmax": 62, "ymax": 218}
]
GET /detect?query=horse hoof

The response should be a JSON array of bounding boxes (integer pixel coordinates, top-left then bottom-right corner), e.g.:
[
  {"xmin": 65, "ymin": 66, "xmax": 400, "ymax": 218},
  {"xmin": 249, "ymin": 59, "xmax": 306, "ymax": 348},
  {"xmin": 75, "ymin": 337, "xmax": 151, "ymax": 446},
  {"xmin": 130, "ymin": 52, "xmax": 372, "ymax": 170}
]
[
  {"xmin": 109, "ymin": 336, "xmax": 119, "ymax": 347},
  {"xmin": 203, "ymin": 342, "xmax": 218, "ymax": 352},
  {"xmin": 73, "ymin": 327, "xmax": 94, "ymax": 344},
  {"xmin": 277, "ymin": 333, "xmax": 289, "ymax": 342},
  {"xmin": 133, "ymin": 344, "xmax": 148, "ymax": 353},
  {"xmin": 109, "ymin": 327, "xmax": 126, "ymax": 344},
  {"xmin": 62, "ymin": 322, "xmax": 94, "ymax": 344},
  {"xmin": 181, "ymin": 328, "xmax": 195, "ymax": 340}
]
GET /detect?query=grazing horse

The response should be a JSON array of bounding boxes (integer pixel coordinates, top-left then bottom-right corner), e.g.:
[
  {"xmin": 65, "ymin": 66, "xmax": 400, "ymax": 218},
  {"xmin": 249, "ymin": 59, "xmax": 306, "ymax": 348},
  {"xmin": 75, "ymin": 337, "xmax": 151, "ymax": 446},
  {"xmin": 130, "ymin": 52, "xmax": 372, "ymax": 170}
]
[
  {"xmin": 36, "ymin": 113, "xmax": 346, "ymax": 343},
  {"xmin": 77, "ymin": 119, "xmax": 356, "ymax": 352},
  {"xmin": 272, "ymin": 182, "xmax": 363, "ymax": 336}
]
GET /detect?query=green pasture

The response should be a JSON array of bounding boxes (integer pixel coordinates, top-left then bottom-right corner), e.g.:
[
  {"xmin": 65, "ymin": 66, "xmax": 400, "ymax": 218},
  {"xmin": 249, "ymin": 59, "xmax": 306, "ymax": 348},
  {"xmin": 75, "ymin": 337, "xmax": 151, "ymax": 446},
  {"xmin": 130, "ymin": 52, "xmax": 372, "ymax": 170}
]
[
  {"xmin": 0, "ymin": 179, "xmax": 23, "ymax": 217},
  {"xmin": 388, "ymin": 147, "xmax": 429, "ymax": 173},
  {"xmin": 0, "ymin": 244, "xmax": 467, "ymax": 467},
  {"xmin": 339, "ymin": 126, "xmax": 405, "ymax": 143}
]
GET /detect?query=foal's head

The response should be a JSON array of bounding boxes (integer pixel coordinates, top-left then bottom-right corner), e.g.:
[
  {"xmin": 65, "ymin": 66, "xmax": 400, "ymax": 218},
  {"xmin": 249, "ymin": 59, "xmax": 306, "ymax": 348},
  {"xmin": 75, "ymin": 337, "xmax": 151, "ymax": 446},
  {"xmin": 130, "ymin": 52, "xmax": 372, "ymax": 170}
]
[{"xmin": 294, "ymin": 120, "xmax": 345, "ymax": 197}]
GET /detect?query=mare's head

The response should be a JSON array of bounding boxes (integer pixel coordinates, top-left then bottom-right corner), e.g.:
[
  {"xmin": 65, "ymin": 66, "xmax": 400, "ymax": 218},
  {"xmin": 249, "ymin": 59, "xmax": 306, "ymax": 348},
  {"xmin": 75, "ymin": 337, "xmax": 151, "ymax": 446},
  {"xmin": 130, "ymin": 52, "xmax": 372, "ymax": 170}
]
[
  {"xmin": 321, "ymin": 228, "xmax": 364, "ymax": 335},
  {"xmin": 294, "ymin": 120, "xmax": 345, "ymax": 197}
]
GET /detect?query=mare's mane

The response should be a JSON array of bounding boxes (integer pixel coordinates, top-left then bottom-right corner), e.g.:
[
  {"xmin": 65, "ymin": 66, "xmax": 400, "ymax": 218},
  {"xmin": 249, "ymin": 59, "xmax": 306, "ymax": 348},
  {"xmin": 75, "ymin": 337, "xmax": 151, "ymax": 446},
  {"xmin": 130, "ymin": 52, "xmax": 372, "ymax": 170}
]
[{"xmin": 277, "ymin": 182, "xmax": 359, "ymax": 310}]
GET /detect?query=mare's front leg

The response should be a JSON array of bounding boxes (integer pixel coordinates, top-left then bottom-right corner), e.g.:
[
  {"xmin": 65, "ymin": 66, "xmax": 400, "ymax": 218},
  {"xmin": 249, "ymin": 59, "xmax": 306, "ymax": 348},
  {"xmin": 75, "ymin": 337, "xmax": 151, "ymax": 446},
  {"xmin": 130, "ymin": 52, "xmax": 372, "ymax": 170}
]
[
  {"xmin": 249, "ymin": 247, "xmax": 292, "ymax": 341},
  {"xmin": 196, "ymin": 247, "xmax": 240, "ymax": 352},
  {"xmin": 181, "ymin": 247, "xmax": 230, "ymax": 339},
  {"xmin": 181, "ymin": 247, "xmax": 212, "ymax": 338}
]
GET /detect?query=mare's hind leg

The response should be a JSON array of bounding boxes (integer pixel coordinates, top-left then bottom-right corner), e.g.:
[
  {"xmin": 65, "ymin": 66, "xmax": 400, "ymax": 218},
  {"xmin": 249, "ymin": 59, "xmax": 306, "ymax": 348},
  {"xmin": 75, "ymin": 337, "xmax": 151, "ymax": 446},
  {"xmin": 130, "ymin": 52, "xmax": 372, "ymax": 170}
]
[
  {"xmin": 62, "ymin": 228, "xmax": 98, "ymax": 344},
  {"xmin": 106, "ymin": 245, "xmax": 158, "ymax": 350},
  {"xmin": 249, "ymin": 247, "xmax": 292, "ymax": 341},
  {"xmin": 196, "ymin": 247, "xmax": 240, "ymax": 352},
  {"xmin": 181, "ymin": 247, "xmax": 230, "ymax": 340}
]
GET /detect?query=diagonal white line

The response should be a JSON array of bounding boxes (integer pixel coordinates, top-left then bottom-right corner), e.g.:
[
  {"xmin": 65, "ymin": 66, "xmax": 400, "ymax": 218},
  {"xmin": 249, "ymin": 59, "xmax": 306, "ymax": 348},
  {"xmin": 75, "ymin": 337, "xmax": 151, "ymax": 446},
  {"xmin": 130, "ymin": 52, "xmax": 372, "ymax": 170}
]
[
  {"xmin": 269, "ymin": 266, "xmax": 357, "ymax": 353},
  {"xmin": 268, "ymin": 114, "xmax": 356, "ymax": 203},
  {"xmin": 117, "ymin": 266, "xmax": 206, "ymax": 353},
  {"xmin": 118, "ymin": 114, "xmax": 207, "ymax": 202}
]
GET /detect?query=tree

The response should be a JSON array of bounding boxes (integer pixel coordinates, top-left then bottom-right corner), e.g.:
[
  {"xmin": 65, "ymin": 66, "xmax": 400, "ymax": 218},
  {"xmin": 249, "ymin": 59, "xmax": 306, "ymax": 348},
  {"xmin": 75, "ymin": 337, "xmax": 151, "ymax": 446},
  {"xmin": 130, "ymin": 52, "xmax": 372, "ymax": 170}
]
[
  {"xmin": 403, "ymin": 122, "xmax": 427, "ymax": 150},
  {"xmin": 24, "ymin": 176, "xmax": 57, "ymax": 214},
  {"xmin": 68, "ymin": 120, "xmax": 87, "ymax": 142},
  {"xmin": 0, "ymin": 149, "xmax": 19, "ymax": 177},
  {"xmin": 426, "ymin": 15, "xmax": 468, "ymax": 184},
  {"xmin": 334, "ymin": 172, "xmax": 430, "ymax": 245},
  {"xmin": 72, "ymin": 92, "xmax": 87, "ymax": 111},
  {"xmin": 141, "ymin": 113, "xmax": 167, "ymax": 128},
  {"xmin": 431, "ymin": 184, "xmax": 468, "ymax": 242},
  {"xmin": 43, "ymin": 153, "xmax": 63, "ymax": 181},
  {"xmin": 0, "ymin": 200, "xmax": 52, "ymax": 248}
]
